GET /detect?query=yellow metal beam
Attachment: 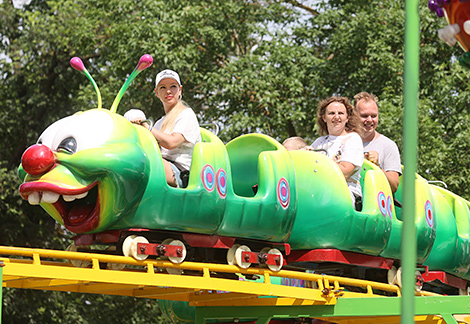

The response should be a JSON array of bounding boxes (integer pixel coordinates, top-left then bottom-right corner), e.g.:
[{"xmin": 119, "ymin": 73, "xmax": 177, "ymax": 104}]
[
  {"xmin": 189, "ymin": 291, "xmax": 259, "ymax": 303},
  {"xmin": 132, "ymin": 287, "xmax": 195, "ymax": 298},
  {"xmin": 0, "ymin": 243, "xmax": 457, "ymax": 324},
  {"xmin": 192, "ymin": 297, "xmax": 338, "ymax": 307},
  {"xmin": 0, "ymin": 245, "xmax": 440, "ymax": 301},
  {"xmin": 19, "ymin": 278, "xmax": 86, "ymax": 289}
]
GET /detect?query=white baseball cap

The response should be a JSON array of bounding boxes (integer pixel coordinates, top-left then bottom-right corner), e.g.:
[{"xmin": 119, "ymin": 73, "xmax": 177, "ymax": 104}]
[
  {"xmin": 123, "ymin": 109, "xmax": 146, "ymax": 121},
  {"xmin": 155, "ymin": 69, "xmax": 181, "ymax": 88}
]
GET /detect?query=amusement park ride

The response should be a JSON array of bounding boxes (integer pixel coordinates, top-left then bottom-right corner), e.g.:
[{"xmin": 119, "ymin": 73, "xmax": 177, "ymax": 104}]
[{"xmin": 3, "ymin": 0, "xmax": 470, "ymax": 323}]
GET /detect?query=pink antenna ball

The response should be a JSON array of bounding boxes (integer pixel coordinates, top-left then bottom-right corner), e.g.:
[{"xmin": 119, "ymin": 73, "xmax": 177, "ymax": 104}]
[
  {"xmin": 70, "ymin": 57, "xmax": 86, "ymax": 72},
  {"xmin": 137, "ymin": 54, "xmax": 153, "ymax": 71}
]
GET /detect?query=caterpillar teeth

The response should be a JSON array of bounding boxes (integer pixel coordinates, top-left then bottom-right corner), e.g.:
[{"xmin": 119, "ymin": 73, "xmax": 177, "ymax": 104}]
[
  {"xmin": 63, "ymin": 192, "xmax": 88, "ymax": 202},
  {"xmin": 27, "ymin": 191, "xmax": 89, "ymax": 205},
  {"xmin": 28, "ymin": 192, "xmax": 40, "ymax": 205}
]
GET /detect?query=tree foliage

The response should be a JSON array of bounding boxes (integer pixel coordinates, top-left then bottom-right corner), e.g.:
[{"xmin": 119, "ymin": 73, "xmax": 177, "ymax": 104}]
[{"xmin": 1, "ymin": 0, "xmax": 470, "ymax": 322}]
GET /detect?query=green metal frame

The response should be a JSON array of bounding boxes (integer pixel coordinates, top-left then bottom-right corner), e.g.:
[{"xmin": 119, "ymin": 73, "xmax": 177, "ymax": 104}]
[{"xmin": 195, "ymin": 296, "xmax": 467, "ymax": 324}]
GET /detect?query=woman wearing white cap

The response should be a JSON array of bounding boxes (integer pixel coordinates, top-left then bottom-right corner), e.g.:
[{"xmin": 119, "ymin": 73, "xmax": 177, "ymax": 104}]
[{"xmin": 127, "ymin": 69, "xmax": 201, "ymax": 187}]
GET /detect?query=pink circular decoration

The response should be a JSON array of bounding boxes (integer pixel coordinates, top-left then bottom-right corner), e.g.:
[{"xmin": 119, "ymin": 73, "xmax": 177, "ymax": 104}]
[
  {"xmin": 425, "ymin": 200, "xmax": 434, "ymax": 227},
  {"xmin": 216, "ymin": 168, "xmax": 227, "ymax": 198},
  {"xmin": 201, "ymin": 165, "xmax": 215, "ymax": 192},
  {"xmin": 386, "ymin": 196, "xmax": 393, "ymax": 220},
  {"xmin": 377, "ymin": 192, "xmax": 387, "ymax": 217},
  {"xmin": 277, "ymin": 178, "xmax": 290, "ymax": 209}
]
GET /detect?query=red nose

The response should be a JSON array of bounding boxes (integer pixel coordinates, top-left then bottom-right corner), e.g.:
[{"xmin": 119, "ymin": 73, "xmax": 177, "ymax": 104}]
[{"xmin": 21, "ymin": 144, "xmax": 55, "ymax": 176}]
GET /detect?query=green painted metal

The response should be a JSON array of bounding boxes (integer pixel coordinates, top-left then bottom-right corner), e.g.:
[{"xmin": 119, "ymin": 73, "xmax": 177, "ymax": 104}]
[
  {"xmin": 194, "ymin": 296, "xmax": 468, "ymax": 324},
  {"xmin": 402, "ymin": 0, "xmax": 420, "ymax": 323},
  {"xmin": 287, "ymin": 152, "xmax": 391, "ymax": 253},
  {"xmin": 217, "ymin": 134, "xmax": 297, "ymax": 241},
  {"xmin": 441, "ymin": 314, "xmax": 459, "ymax": 324},
  {"xmin": 254, "ymin": 317, "xmax": 271, "ymax": 324}
]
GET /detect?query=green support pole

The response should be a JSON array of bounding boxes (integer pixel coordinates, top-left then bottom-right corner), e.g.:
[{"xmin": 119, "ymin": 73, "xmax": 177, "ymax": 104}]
[{"xmin": 402, "ymin": 0, "xmax": 420, "ymax": 323}]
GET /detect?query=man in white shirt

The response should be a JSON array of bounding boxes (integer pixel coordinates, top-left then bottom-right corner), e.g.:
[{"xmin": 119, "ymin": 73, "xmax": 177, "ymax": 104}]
[{"xmin": 354, "ymin": 92, "xmax": 401, "ymax": 193}]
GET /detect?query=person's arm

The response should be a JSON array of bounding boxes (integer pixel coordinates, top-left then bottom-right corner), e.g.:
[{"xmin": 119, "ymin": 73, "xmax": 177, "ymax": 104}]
[
  {"xmin": 336, "ymin": 133, "xmax": 363, "ymax": 180},
  {"xmin": 337, "ymin": 161, "xmax": 356, "ymax": 180},
  {"xmin": 134, "ymin": 119, "xmax": 187, "ymax": 150},
  {"xmin": 364, "ymin": 150, "xmax": 379, "ymax": 165},
  {"xmin": 365, "ymin": 150, "xmax": 400, "ymax": 193},
  {"xmin": 385, "ymin": 170, "xmax": 399, "ymax": 193},
  {"xmin": 149, "ymin": 128, "xmax": 186, "ymax": 150}
]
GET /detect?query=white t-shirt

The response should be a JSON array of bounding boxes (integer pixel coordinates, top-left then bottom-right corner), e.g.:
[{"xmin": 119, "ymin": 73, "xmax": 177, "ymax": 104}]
[
  {"xmin": 363, "ymin": 133, "xmax": 402, "ymax": 175},
  {"xmin": 311, "ymin": 132, "xmax": 364, "ymax": 200},
  {"xmin": 154, "ymin": 108, "xmax": 201, "ymax": 171}
]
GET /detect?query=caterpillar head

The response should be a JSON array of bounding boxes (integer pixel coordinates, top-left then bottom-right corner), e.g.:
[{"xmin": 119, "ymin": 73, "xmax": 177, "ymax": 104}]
[{"xmin": 18, "ymin": 55, "xmax": 154, "ymax": 234}]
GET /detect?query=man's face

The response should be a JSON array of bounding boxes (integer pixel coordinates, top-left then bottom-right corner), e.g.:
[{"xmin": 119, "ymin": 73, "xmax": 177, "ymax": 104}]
[{"xmin": 356, "ymin": 99, "xmax": 379, "ymax": 140}]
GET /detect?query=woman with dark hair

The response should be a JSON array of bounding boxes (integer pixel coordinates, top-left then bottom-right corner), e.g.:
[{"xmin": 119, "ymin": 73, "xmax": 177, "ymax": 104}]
[{"xmin": 311, "ymin": 96, "xmax": 364, "ymax": 207}]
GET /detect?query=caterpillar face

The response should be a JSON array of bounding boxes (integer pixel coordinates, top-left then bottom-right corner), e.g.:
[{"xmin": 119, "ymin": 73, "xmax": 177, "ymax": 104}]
[{"xmin": 19, "ymin": 109, "xmax": 149, "ymax": 234}]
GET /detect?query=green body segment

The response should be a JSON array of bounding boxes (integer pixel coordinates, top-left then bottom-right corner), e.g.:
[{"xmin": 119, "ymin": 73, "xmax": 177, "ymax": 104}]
[
  {"xmin": 217, "ymin": 134, "xmax": 296, "ymax": 242},
  {"xmin": 381, "ymin": 174, "xmax": 436, "ymax": 263},
  {"xmin": 120, "ymin": 127, "xmax": 228, "ymax": 234},
  {"xmin": 288, "ymin": 151, "xmax": 391, "ymax": 254},
  {"xmin": 114, "ymin": 126, "xmax": 297, "ymax": 242},
  {"xmin": 423, "ymin": 185, "xmax": 470, "ymax": 277}
]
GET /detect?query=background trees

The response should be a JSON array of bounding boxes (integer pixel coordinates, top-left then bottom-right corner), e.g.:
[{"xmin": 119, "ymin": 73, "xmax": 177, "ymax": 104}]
[{"xmin": 1, "ymin": 0, "xmax": 469, "ymax": 322}]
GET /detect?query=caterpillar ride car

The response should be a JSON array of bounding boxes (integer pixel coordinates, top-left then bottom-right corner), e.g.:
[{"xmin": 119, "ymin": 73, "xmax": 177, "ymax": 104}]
[{"xmin": 16, "ymin": 54, "xmax": 470, "ymax": 295}]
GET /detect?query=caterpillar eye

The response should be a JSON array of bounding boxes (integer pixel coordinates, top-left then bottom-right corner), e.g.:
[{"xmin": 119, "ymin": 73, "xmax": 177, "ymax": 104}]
[{"xmin": 57, "ymin": 137, "xmax": 77, "ymax": 154}]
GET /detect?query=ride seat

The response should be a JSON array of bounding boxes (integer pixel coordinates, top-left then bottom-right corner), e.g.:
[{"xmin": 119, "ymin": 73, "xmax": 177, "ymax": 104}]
[
  {"xmin": 225, "ymin": 134, "xmax": 282, "ymax": 197},
  {"xmin": 359, "ymin": 160, "xmax": 396, "ymax": 214},
  {"xmin": 435, "ymin": 186, "xmax": 470, "ymax": 239},
  {"xmin": 187, "ymin": 127, "xmax": 227, "ymax": 188}
]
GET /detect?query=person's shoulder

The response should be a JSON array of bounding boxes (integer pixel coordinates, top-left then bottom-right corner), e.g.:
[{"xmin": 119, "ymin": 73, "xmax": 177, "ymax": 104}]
[
  {"xmin": 154, "ymin": 115, "xmax": 165, "ymax": 126},
  {"xmin": 312, "ymin": 135, "xmax": 326, "ymax": 146},
  {"xmin": 313, "ymin": 135, "xmax": 327, "ymax": 141},
  {"xmin": 181, "ymin": 107, "xmax": 195, "ymax": 115},
  {"xmin": 346, "ymin": 131, "xmax": 362, "ymax": 141},
  {"xmin": 377, "ymin": 132, "xmax": 399, "ymax": 146},
  {"xmin": 178, "ymin": 107, "xmax": 198, "ymax": 120}
]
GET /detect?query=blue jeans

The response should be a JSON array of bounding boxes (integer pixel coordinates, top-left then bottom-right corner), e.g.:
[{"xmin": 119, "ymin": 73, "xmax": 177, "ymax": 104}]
[{"xmin": 168, "ymin": 161, "xmax": 183, "ymax": 188}]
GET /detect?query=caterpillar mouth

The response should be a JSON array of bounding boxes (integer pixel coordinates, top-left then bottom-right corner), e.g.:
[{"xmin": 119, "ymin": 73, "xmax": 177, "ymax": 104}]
[{"xmin": 20, "ymin": 182, "xmax": 100, "ymax": 233}]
